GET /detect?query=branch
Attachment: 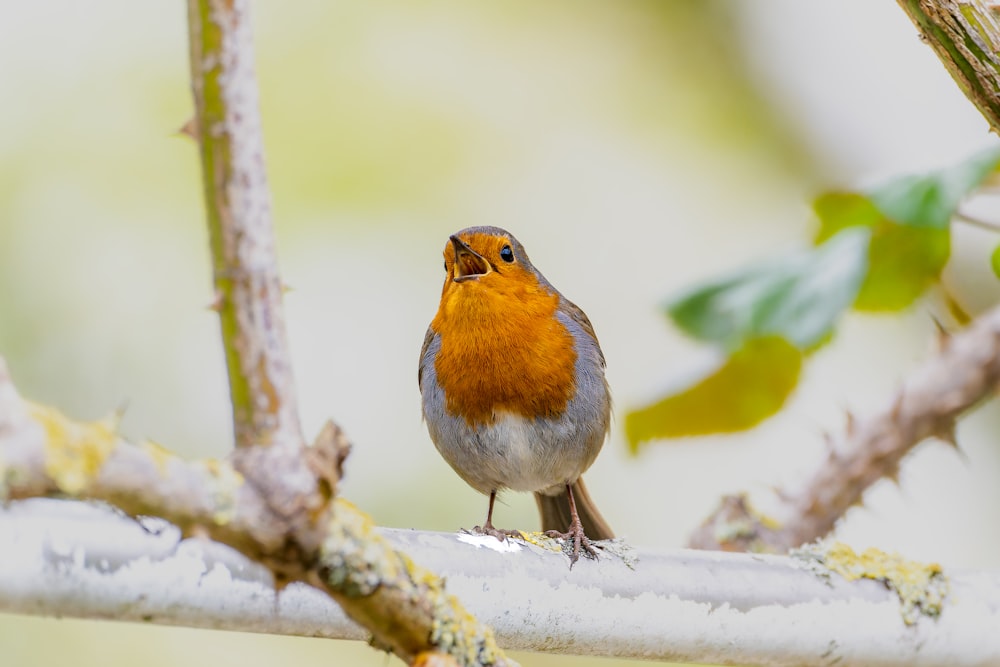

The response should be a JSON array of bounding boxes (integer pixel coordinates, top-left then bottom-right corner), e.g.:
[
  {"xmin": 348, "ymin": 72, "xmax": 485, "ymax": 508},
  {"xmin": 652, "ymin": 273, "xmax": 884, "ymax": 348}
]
[
  {"xmin": 954, "ymin": 209, "xmax": 1000, "ymax": 232},
  {"xmin": 187, "ymin": 0, "xmax": 301, "ymax": 452},
  {"xmin": 690, "ymin": 303, "xmax": 1000, "ymax": 552},
  {"xmin": 3, "ymin": 499, "xmax": 1000, "ymax": 666},
  {"xmin": 0, "ymin": 359, "xmax": 514, "ymax": 667},
  {"xmin": 185, "ymin": 0, "xmax": 330, "ymax": 543},
  {"xmin": 895, "ymin": 0, "xmax": 1000, "ymax": 133}
]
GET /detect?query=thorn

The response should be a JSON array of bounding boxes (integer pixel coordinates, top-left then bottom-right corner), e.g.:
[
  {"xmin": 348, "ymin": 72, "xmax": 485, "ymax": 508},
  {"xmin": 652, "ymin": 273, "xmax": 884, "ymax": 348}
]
[
  {"xmin": 770, "ymin": 484, "xmax": 794, "ymax": 502},
  {"xmin": 930, "ymin": 315, "xmax": 951, "ymax": 351},
  {"xmin": 890, "ymin": 391, "xmax": 905, "ymax": 422},
  {"xmin": 935, "ymin": 420, "xmax": 969, "ymax": 463},
  {"xmin": 884, "ymin": 466, "xmax": 901, "ymax": 487},
  {"xmin": 845, "ymin": 410, "xmax": 856, "ymax": 437},
  {"xmin": 821, "ymin": 431, "xmax": 836, "ymax": 456},
  {"xmin": 206, "ymin": 291, "xmax": 224, "ymax": 312},
  {"xmin": 177, "ymin": 117, "xmax": 199, "ymax": 141},
  {"xmin": 936, "ymin": 420, "xmax": 959, "ymax": 449},
  {"xmin": 281, "ymin": 282, "xmax": 294, "ymax": 294}
]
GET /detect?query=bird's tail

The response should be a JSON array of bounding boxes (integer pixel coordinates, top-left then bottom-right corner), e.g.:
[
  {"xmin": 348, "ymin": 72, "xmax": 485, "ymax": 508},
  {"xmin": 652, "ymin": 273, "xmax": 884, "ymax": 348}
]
[{"xmin": 534, "ymin": 477, "xmax": 614, "ymax": 540}]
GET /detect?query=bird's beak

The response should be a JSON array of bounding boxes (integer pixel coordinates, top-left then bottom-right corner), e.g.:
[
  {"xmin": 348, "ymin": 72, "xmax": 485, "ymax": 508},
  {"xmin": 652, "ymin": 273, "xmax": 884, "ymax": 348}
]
[{"xmin": 450, "ymin": 235, "xmax": 491, "ymax": 282}]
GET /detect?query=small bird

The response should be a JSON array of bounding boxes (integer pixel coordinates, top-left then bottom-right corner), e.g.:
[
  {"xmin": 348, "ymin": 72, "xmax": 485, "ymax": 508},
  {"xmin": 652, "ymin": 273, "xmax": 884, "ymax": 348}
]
[{"xmin": 419, "ymin": 226, "xmax": 613, "ymax": 563}]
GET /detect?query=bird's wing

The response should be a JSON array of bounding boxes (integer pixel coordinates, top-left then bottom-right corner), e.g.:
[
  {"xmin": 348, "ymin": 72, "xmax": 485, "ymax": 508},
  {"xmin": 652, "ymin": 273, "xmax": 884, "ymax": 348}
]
[
  {"xmin": 559, "ymin": 297, "xmax": 606, "ymax": 368},
  {"xmin": 417, "ymin": 326, "xmax": 437, "ymax": 389}
]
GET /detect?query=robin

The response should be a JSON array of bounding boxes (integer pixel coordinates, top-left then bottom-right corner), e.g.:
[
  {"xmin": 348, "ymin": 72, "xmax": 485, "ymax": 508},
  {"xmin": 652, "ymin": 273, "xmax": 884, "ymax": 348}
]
[{"xmin": 419, "ymin": 226, "xmax": 613, "ymax": 563}]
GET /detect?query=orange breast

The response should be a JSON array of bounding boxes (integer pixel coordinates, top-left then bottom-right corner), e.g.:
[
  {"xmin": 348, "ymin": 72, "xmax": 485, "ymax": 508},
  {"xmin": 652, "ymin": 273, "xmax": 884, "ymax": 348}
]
[{"xmin": 431, "ymin": 278, "xmax": 577, "ymax": 426}]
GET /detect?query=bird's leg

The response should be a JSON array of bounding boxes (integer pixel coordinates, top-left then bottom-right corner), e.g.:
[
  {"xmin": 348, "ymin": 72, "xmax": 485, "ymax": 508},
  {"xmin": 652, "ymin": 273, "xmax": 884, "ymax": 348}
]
[
  {"xmin": 474, "ymin": 490, "xmax": 521, "ymax": 541},
  {"xmin": 545, "ymin": 483, "xmax": 599, "ymax": 565}
]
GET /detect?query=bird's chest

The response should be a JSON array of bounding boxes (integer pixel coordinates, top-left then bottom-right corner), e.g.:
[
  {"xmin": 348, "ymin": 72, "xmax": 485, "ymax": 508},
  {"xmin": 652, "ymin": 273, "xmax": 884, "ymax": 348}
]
[{"xmin": 431, "ymin": 288, "xmax": 578, "ymax": 426}]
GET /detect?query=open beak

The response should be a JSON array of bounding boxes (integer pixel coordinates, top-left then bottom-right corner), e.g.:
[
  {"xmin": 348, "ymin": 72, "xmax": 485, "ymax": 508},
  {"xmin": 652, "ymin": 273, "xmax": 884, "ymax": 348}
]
[{"xmin": 450, "ymin": 235, "xmax": 491, "ymax": 282}]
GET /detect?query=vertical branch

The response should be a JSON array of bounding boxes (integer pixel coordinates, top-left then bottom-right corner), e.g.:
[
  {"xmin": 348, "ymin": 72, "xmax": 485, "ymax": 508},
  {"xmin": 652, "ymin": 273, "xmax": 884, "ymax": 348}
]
[{"xmin": 187, "ymin": 0, "xmax": 302, "ymax": 452}]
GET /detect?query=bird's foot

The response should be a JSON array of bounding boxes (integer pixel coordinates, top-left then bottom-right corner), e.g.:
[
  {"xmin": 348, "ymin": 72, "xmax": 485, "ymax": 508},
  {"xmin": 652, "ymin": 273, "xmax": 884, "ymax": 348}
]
[
  {"xmin": 472, "ymin": 522, "xmax": 523, "ymax": 542},
  {"xmin": 545, "ymin": 520, "xmax": 600, "ymax": 566}
]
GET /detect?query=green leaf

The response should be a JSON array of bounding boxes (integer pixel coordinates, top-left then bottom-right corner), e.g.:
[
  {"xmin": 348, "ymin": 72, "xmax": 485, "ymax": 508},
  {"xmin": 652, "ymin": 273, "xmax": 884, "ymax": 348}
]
[
  {"xmin": 813, "ymin": 193, "xmax": 950, "ymax": 312},
  {"xmin": 855, "ymin": 224, "xmax": 949, "ymax": 311},
  {"xmin": 992, "ymin": 244, "xmax": 1000, "ymax": 280},
  {"xmin": 813, "ymin": 192, "xmax": 882, "ymax": 243},
  {"xmin": 624, "ymin": 336, "xmax": 802, "ymax": 450},
  {"xmin": 811, "ymin": 147, "xmax": 1000, "ymax": 311},
  {"xmin": 668, "ymin": 227, "xmax": 869, "ymax": 350},
  {"xmin": 868, "ymin": 145, "xmax": 1000, "ymax": 230}
]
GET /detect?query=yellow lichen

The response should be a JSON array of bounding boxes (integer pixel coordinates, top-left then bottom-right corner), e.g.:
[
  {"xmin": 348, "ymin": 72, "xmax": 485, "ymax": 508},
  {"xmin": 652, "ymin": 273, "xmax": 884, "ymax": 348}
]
[
  {"xmin": 429, "ymin": 589, "xmax": 501, "ymax": 666},
  {"xmin": 755, "ymin": 510, "xmax": 782, "ymax": 531},
  {"xmin": 193, "ymin": 458, "xmax": 244, "ymax": 525},
  {"xmin": 799, "ymin": 541, "xmax": 949, "ymax": 625},
  {"xmin": 321, "ymin": 500, "xmax": 509, "ymax": 665},
  {"xmin": 28, "ymin": 402, "xmax": 118, "ymax": 495},
  {"xmin": 139, "ymin": 439, "xmax": 175, "ymax": 476},
  {"xmin": 322, "ymin": 499, "xmax": 401, "ymax": 596},
  {"xmin": 514, "ymin": 530, "xmax": 563, "ymax": 552}
]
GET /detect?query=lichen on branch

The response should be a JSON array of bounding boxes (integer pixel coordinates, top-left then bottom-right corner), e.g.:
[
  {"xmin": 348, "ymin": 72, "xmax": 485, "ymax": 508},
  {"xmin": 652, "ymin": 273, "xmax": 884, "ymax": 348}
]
[{"xmin": 0, "ymin": 358, "xmax": 515, "ymax": 666}]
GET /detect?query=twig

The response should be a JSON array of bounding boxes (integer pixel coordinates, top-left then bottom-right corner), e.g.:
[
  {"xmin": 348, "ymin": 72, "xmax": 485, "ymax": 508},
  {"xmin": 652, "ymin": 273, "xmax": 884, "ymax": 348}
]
[
  {"xmin": 690, "ymin": 303, "xmax": 1000, "ymax": 552},
  {"xmin": 954, "ymin": 209, "xmax": 1000, "ymax": 233}
]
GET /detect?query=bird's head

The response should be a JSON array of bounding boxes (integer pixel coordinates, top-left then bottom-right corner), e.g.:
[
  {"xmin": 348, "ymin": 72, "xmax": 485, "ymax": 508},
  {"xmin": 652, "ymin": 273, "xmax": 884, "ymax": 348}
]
[{"xmin": 439, "ymin": 226, "xmax": 544, "ymax": 298}]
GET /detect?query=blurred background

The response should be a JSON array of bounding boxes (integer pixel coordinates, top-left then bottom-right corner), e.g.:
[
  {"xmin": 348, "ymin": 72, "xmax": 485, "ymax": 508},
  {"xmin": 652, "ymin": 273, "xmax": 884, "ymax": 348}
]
[{"xmin": 2, "ymin": 1, "xmax": 999, "ymax": 666}]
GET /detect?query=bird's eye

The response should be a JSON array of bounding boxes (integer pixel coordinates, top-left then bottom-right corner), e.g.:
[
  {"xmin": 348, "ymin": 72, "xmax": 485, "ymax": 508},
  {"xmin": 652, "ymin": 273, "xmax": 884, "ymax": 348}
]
[
  {"xmin": 499, "ymin": 245, "xmax": 514, "ymax": 263},
  {"xmin": 443, "ymin": 260, "xmax": 447, "ymax": 271}
]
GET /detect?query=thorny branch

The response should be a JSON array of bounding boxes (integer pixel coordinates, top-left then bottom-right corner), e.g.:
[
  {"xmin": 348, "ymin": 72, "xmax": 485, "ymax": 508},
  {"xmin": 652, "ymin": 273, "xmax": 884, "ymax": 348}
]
[{"xmin": 690, "ymin": 303, "xmax": 1000, "ymax": 552}]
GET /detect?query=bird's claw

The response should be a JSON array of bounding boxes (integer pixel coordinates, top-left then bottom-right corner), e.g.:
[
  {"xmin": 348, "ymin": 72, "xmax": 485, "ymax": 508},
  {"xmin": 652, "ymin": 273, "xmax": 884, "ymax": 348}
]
[
  {"xmin": 545, "ymin": 524, "xmax": 600, "ymax": 566},
  {"xmin": 472, "ymin": 524, "xmax": 522, "ymax": 542}
]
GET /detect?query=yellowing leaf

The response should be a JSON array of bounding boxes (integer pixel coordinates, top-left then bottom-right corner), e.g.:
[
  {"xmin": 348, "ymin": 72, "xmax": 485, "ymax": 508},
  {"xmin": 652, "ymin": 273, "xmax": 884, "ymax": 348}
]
[
  {"xmin": 813, "ymin": 192, "xmax": 882, "ymax": 242},
  {"xmin": 624, "ymin": 336, "xmax": 801, "ymax": 451},
  {"xmin": 813, "ymin": 192, "xmax": 949, "ymax": 312},
  {"xmin": 854, "ymin": 224, "xmax": 949, "ymax": 311}
]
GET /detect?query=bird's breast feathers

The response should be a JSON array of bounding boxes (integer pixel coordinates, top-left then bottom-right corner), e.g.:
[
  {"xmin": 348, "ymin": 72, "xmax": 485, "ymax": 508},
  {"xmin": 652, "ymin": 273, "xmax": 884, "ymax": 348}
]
[{"xmin": 430, "ymin": 284, "xmax": 578, "ymax": 426}]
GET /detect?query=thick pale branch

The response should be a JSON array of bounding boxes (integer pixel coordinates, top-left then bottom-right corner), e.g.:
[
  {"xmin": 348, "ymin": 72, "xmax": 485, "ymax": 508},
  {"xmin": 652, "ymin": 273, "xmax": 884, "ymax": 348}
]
[
  {"xmin": 896, "ymin": 0, "xmax": 1000, "ymax": 133},
  {"xmin": 4, "ymin": 499, "xmax": 1000, "ymax": 666},
  {"xmin": 0, "ymin": 360, "xmax": 514, "ymax": 667},
  {"xmin": 691, "ymin": 304, "xmax": 1000, "ymax": 552}
]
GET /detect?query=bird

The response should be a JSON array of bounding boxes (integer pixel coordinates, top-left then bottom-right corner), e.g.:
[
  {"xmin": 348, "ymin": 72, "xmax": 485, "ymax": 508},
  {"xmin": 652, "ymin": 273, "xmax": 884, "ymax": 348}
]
[{"xmin": 418, "ymin": 225, "xmax": 613, "ymax": 563}]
